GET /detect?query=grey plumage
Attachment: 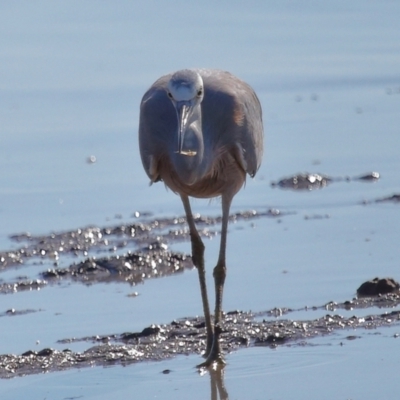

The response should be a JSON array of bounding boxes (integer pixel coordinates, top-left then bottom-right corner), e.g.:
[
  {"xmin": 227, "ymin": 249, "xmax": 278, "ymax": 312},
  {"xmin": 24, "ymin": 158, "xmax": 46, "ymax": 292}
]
[{"xmin": 139, "ymin": 68, "xmax": 263, "ymax": 366}]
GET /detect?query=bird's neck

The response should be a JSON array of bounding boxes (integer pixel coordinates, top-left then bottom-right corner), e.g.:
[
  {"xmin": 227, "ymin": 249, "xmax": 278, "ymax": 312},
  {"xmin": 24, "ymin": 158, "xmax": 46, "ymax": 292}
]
[{"xmin": 172, "ymin": 106, "xmax": 207, "ymax": 186}]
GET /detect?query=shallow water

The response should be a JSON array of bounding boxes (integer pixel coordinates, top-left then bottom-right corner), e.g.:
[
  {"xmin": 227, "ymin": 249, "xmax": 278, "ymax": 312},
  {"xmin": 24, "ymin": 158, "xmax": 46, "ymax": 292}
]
[
  {"xmin": 1, "ymin": 0, "xmax": 400, "ymax": 398},
  {"xmin": 1, "ymin": 327, "xmax": 399, "ymax": 400}
]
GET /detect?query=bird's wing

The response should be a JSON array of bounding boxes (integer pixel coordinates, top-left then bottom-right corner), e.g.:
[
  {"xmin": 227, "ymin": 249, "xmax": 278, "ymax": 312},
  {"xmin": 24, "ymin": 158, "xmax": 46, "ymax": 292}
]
[
  {"xmin": 199, "ymin": 69, "xmax": 264, "ymax": 178},
  {"xmin": 138, "ymin": 74, "xmax": 175, "ymax": 182}
]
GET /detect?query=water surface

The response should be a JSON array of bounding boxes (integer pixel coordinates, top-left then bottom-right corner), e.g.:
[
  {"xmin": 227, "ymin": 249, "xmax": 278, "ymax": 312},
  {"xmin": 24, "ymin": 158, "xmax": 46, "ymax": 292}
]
[{"xmin": 1, "ymin": 1, "xmax": 400, "ymax": 398}]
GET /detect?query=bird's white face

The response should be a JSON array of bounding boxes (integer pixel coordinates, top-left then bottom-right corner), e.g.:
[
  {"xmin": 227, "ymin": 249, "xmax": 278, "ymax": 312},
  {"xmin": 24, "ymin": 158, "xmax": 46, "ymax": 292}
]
[
  {"xmin": 166, "ymin": 70, "xmax": 204, "ymax": 156},
  {"xmin": 167, "ymin": 84, "xmax": 200, "ymax": 102},
  {"xmin": 166, "ymin": 70, "xmax": 204, "ymax": 103}
]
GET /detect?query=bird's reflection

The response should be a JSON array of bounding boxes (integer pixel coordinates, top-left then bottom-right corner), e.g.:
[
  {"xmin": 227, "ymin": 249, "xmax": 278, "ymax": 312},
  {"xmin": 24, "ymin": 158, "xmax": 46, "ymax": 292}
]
[{"xmin": 204, "ymin": 364, "xmax": 229, "ymax": 400}]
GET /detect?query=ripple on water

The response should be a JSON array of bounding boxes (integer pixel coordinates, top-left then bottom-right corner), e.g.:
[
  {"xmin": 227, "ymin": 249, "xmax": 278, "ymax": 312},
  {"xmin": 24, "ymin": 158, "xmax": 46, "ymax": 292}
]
[{"xmin": 225, "ymin": 327, "xmax": 400, "ymax": 400}]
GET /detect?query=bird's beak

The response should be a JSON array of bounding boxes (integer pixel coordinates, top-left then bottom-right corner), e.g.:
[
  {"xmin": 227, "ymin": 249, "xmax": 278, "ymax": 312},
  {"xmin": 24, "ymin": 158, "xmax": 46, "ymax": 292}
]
[{"xmin": 176, "ymin": 102, "xmax": 197, "ymax": 156}]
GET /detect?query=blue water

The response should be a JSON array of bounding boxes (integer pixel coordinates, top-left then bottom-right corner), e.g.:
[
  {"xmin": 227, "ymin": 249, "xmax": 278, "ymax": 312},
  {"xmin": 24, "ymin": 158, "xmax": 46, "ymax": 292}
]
[{"xmin": 1, "ymin": 1, "xmax": 400, "ymax": 398}]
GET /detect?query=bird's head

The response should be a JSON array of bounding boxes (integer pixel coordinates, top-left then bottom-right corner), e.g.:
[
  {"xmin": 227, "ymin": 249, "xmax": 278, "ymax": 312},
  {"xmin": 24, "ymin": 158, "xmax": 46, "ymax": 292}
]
[{"xmin": 166, "ymin": 70, "xmax": 204, "ymax": 158}]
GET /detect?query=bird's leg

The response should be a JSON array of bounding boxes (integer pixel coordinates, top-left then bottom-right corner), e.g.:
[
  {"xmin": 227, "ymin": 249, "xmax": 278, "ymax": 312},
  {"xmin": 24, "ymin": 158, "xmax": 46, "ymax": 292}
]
[
  {"xmin": 214, "ymin": 194, "xmax": 231, "ymax": 324},
  {"xmin": 202, "ymin": 194, "xmax": 232, "ymax": 366},
  {"xmin": 180, "ymin": 195, "xmax": 214, "ymax": 355}
]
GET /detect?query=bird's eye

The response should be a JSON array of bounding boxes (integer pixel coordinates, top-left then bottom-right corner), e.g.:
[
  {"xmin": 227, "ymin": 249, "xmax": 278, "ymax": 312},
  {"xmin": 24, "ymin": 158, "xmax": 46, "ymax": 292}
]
[
  {"xmin": 167, "ymin": 92, "xmax": 173, "ymax": 99},
  {"xmin": 197, "ymin": 89, "xmax": 203, "ymax": 97}
]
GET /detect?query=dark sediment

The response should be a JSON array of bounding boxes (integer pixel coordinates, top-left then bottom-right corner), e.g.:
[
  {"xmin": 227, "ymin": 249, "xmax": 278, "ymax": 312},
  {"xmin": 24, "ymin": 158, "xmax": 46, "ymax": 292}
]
[
  {"xmin": 1, "ymin": 293, "xmax": 400, "ymax": 379},
  {"xmin": 375, "ymin": 194, "xmax": 400, "ymax": 203},
  {"xmin": 271, "ymin": 171, "xmax": 380, "ymax": 191},
  {"xmin": 0, "ymin": 209, "xmax": 283, "ymax": 294},
  {"xmin": 0, "ymin": 201, "xmax": 399, "ymax": 379},
  {"xmin": 357, "ymin": 277, "xmax": 400, "ymax": 297},
  {"xmin": 271, "ymin": 173, "xmax": 332, "ymax": 190}
]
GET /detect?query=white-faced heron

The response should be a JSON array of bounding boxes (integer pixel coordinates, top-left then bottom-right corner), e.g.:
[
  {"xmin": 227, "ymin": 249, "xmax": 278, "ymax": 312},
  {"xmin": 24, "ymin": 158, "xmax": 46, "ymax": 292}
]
[{"xmin": 139, "ymin": 68, "xmax": 263, "ymax": 366}]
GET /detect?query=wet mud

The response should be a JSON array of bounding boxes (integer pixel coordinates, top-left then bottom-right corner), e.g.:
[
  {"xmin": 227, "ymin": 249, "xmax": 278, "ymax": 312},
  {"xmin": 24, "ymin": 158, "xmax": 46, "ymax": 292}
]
[
  {"xmin": 1, "ymin": 293, "xmax": 400, "ymax": 379},
  {"xmin": 271, "ymin": 171, "xmax": 400, "ymax": 205},
  {"xmin": 0, "ymin": 174, "xmax": 399, "ymax": 379},
  {"xmin": 271, "ymin": 171, "xmax": 380, "ymax": 190},
  {"xmin": 0, "ymin": 209, "xmax": 282, "ymax": 293},
  {"xmin": 375, "ymin": 194, "xmax": 400, "ymax": 203},
  {"xmin": 357, "ymin": 277, "xmax": 400, "ymax": 297}
]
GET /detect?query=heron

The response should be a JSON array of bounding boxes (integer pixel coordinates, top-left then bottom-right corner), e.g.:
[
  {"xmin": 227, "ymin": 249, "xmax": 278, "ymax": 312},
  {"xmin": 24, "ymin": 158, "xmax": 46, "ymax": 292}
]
[{"xmin": 138, "ymin": 69, "xmax": 263, "ymax": 366}]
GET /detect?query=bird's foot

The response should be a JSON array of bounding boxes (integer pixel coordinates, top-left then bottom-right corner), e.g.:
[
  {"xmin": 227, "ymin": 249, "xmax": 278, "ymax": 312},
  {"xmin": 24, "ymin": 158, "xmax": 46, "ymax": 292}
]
[
  {"xmin": 197, "ymin": 326, "xmax": 225, "ymax": 368},
  {"xmin": 197, "ymin": 352, "xmax": 226, "ymax": 369}
]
